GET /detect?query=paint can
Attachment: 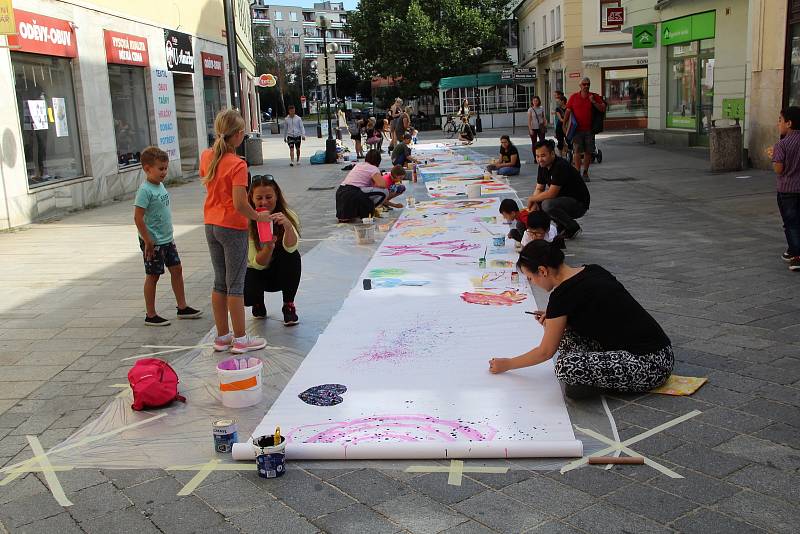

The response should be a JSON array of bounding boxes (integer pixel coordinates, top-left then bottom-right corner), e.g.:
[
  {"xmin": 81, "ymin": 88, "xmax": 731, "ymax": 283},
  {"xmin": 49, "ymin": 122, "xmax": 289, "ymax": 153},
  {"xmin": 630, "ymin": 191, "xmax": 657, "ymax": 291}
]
[
  {"xmin": 492, "ymin": 235, "xmax": 505, "ymax": 247},
  {"xmin": 212, "ymin": 418, "xmax": 238, "ymax": 454},
  {"xmin": 254, "ymin": 435, "xmax": 286, "ymax": 478},
  {"xmin": 363, "ymin": 278, "xmax": 372, "ymax": 290},
  {"xmin": 478, "ymin": 257, "xmax": 486, "ymax": 269},
  {"xmin": 511, "ymin": 271, "xmax": 519, "ymax": 284}
]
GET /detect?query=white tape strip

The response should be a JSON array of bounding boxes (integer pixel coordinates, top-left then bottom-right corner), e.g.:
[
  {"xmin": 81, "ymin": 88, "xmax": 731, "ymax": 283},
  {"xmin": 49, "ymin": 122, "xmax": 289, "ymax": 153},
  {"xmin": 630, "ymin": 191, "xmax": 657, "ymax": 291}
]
[
  {"xmin": 601, "ymin": 395, "xmax": 621, "ymax": 470},
  {"xmin": 176, "ymin": 459, "xmax": 220, "ymax": 496},
  {"xmin": 405, "ymin": 460, "xmax": 508, "ymax": 486},
  {"xmin": 26, "ymin": 436, "xmax": 73, "ymax": 506},
  {"xmin": 575, "ymin": 426, "xmax": 683, "ymax": 479}
]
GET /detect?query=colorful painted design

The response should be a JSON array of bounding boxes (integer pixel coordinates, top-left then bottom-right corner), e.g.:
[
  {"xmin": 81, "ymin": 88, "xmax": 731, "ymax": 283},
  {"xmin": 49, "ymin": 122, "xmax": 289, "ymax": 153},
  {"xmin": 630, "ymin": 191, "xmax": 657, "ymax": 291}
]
[
  {"xmin": 286, "ymin": 414, "xmax": 498, "ymax": 445},
  {"xmin": 401, "ymin": 226, "xmax": 449, "ymax": 239},
  {"xmin": 353, "ymin": 319, "xmax": 448, "ymax": 364},
  {"xmin": 460, "ymin": 289, "xmax": 527, "ymax": 306},
  {"xmin": 372, "ymin": 278, "xmax": 430, "ymax": 288},
  {"xmin": 488, "ymin": 259, "xmax": 515, "ymax": 269},
  {"xmin": 469, "ymin": 271, "xmax": 510, "ymax": 288},
  {"xmin": 415, "ymin": 199, "xmax": 493, "ymax": 211},
  {"xmin": 380, "ymin": 240, "xmax": 481, "ymax": 260},
  {"xmin": 368, "ymin": 268, "xmax": 408, "ymax": 278},
  {"xmin": 298, "ymin": 384, "xmax": 348, "ymax": 406}
]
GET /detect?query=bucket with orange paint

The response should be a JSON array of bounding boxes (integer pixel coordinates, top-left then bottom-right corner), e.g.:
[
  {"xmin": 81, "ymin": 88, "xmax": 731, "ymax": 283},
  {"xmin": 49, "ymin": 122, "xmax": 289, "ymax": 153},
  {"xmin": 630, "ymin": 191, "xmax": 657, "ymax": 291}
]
[{"xmin": 217, "ymin": 357, "xmax": 263, "ymax": 408}]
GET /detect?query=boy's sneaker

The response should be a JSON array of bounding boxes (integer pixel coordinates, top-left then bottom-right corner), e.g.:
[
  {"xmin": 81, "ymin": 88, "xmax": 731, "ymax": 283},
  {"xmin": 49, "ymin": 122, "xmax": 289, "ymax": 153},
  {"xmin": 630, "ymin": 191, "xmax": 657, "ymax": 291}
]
[
  {"xmin": 145, "ymin": 315, "xmax": 170, "ymax": 327},
  {"xmin": 282, "ymin": 303, "xmax": 299, "ymax": 326},
  {"xmin": 231, "ymin": 334, "xmax": 267, "ymax": 354},
  {"xmin": 214, "ymin": 333, "xmax": 233, "ymax": 352},
  {"xmin": 782, "ymin": 250, "xmax": 793, "ymax": 262},
  {"xmin": 790, "ymin": 257, "xmax": 800, "ymax": 272},
  {"xmin": 176, "ymin": 306, "xmax": 202, "ymax": 319},
  {"xmin": 252, "ymin": 304, "xmax": 267, "ymax": 319}
]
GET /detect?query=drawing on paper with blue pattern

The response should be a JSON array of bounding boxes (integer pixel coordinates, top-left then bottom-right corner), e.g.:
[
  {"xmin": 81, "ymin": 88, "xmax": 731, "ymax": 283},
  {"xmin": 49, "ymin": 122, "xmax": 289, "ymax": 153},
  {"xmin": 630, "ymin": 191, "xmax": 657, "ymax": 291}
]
[{"xmin": 369, "ymin": 268, "xmax": 408, "ymax": 278}]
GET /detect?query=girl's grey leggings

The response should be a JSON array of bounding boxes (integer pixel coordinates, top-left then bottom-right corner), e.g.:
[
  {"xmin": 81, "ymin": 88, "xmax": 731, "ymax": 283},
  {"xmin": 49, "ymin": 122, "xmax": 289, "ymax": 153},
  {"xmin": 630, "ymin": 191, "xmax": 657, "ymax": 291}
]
[{"xmin": 205, "ymin": 224, "xmax": 248, "ymax": 296}]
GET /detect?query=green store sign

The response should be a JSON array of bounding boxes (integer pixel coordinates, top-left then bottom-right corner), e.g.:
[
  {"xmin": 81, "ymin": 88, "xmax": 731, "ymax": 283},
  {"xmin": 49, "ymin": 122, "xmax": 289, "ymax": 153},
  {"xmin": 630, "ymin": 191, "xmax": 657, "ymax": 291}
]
[
  {"xmin": 633, "ymin": 24, "xmax": 656, "ymax": 49},
  {"xmin": 662, "ymin": 11, "xmax": 716, "ymax": 46}
]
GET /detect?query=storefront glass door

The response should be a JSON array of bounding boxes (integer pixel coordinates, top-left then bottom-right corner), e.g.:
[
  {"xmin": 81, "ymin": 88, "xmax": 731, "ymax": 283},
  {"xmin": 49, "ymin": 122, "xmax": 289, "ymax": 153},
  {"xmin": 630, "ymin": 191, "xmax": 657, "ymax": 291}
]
[{"xmin": 666, "ymin": 40, "xmax": 715, "ymax": 142}]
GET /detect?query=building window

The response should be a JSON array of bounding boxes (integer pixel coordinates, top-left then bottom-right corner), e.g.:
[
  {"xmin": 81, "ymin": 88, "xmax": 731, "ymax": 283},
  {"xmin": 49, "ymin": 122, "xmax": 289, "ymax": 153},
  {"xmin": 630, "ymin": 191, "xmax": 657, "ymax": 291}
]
[
  {"xmin": 555, "ymin": 7, "xmax": 562, "ymax": 39},
  {"xmin": 276, "ymin": 27, "xmax": 285, "ymax": 37},
  {"xmin": 603, "ymin": 67, "xmax": 647, "ymax": 118},
  {"xmin": 274, "ymin": 11, "xmax": 283, "ymax": 21},
  {"xmin": 600, "ymin": 0, "xmax": 623, "ymax": 32},
  {"xmin": 786, "ymin": 2, "xmax": 800, "ymax": 106},
  {"xmin": 303, "ymin": 12, "xmax": 314, "ymax": 22},
  {"xmin": 542, "ymin": 16, "xmax": 547, "ymax": 45},
  {"xmin": 293, "ymin": 44, "xmax": 300, "ymax": 53},
  {"xmin": 13, "ymin": 53, "xmax": 84, "ymax": 187},
  {"xmin": 292, "ymin": 28, "xmax": 299, "ymax": 37},
  {"xmin": 108, "ymin": 64, "xmax": 151, "ymax": 167},
  {"xmin": 550, "ymin": 10, "xmax": 555, "ymax": 42},
  {"xmin": 532, "ymin": 23, "xmax": 536, "ymax": 51},
  {"xmin": 290, "ymin": 12, "xmax": 297, "ymax": 22}
]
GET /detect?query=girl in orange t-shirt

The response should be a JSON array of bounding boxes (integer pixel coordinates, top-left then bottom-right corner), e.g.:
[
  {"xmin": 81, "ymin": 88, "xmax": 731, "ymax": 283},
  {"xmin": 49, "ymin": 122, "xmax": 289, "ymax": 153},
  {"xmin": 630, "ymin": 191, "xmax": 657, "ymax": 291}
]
[{"xmin": 200, "ymin": 109, "xmax": 271, "ymax": 354}]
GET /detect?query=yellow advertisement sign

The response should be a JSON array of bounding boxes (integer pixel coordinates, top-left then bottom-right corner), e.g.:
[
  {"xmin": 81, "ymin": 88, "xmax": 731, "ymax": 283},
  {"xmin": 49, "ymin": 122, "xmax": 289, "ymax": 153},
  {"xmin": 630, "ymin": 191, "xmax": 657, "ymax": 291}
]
[{"xmin": 0, "ymin": 0, "xmax": 15, "ymax": 36}]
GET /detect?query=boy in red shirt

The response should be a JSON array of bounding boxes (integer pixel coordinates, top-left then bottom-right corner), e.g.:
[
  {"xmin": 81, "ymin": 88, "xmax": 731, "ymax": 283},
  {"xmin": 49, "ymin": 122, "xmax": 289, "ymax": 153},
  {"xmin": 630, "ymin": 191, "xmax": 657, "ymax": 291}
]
[
  {"xmin": 499, "ymin": 198, "xmax": 530, "ymax": 242},
  {"xmin": 564, "ymin": 77, "xmax": 606, "ymax": 181}
]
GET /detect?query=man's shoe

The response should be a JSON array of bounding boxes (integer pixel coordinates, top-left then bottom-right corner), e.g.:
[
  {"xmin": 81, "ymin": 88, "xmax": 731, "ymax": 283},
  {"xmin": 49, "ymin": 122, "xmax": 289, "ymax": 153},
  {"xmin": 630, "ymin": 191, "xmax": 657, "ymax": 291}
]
[
  {"xmin": 790, "ymin": 257, "xmax": 800, "ymax": 272},
  {"xmin": 556, "ymin": 227, "xmax": 582, "ymax": 241},
  {"xmin": 582, "ymin": 171, "xmax": 591, "ymax": 182},
  {"xmin": 252, "ymin": 304, "xmax": 267, "ymax": 319},
  {"xmin": 144, "ymin": 315, "xmax": 170, "ymax": 327},
  {"xmin": 282, "ymin": 303, "xmax": 299, "ymax": 326},
  {"xmin": 782, "ymin": 250, "xmax": 793, "ymax": 262},
  {"xmin": 176, "ymin": 306, "xmax": 202, "ymax": 319},
  {"xmin": 231, "ymin": 334, "xmax": 267, "ymax": 354}
]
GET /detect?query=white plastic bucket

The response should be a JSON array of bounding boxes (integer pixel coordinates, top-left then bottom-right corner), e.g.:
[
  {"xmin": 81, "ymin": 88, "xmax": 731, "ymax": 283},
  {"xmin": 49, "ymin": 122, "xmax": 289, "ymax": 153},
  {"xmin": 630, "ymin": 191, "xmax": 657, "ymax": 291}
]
[
  {"xmin": 217, "ymin": 357, "xmax": 263, "ymax": 408},
  {"xmin": 353, "ymin": 223, "xmax": 375, "ymax": 244},
  {"xmin": 466, "ymin": 184, "xmax": 482, "ymax": 199}
]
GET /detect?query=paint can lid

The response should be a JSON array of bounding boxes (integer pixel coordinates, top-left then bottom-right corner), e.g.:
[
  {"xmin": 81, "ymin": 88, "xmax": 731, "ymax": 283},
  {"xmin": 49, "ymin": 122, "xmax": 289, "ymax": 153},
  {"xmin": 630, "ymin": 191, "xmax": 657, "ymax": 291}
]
[{"xmin": 212, "ymin": 418, "xmax": 237, "ymax": 428}]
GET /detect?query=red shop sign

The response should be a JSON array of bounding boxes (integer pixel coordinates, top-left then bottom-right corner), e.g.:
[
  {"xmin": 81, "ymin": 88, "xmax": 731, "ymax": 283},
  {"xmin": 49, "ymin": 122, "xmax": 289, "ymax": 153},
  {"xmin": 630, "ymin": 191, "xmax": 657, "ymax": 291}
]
[
  {"xmin": 104, "ymin": 29, "xmax": 149, "ymax": 67},
  {"xmin": 606, "ymin": 7, "xmax": 624, "ymax": 26},
  {"xmin": 201, "ymin": 52, "xmax": 224, "ymax": 77},
  {"xmin": 8, "ymin": 9, "xmax": 77, "ymax": 57}
]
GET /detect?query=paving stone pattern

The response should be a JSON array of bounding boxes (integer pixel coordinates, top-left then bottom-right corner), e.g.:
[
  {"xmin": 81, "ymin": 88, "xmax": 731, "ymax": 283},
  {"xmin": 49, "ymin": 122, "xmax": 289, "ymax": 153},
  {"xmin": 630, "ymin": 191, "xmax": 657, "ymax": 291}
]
[{"xmin": 0, "ymin": 132, "xmax": 798, "ymax": 532}]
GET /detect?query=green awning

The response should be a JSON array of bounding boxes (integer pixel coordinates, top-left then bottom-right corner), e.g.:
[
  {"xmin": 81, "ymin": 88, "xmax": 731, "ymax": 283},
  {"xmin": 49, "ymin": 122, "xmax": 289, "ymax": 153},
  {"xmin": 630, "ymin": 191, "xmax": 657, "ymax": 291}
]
[{"xmin": 438, "ymin": 72, "xmax": 512, "ymax": 90}]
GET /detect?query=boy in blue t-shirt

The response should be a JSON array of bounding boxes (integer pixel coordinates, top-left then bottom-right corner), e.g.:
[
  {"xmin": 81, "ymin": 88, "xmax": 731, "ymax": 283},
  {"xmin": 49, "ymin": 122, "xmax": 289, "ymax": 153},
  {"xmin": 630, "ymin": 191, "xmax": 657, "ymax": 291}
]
[{"xmin": 133, "ymin": 146, "xmax": 201, "ymax": 326}]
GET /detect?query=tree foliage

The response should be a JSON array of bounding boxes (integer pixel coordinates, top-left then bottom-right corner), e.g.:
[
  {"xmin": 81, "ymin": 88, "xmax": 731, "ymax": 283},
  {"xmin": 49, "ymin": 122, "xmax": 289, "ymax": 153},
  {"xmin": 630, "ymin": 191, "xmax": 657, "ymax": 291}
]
[{"xmin": 347, "ymin": 0, "xmax": 509, "ymax": 88}]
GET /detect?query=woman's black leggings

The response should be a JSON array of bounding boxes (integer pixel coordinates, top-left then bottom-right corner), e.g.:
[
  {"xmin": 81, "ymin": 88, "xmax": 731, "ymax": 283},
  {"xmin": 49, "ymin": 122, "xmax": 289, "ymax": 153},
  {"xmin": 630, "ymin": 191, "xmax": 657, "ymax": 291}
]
[{"xmin": 243, "ymin": 247, "xmax": 301, "ymax": 306}]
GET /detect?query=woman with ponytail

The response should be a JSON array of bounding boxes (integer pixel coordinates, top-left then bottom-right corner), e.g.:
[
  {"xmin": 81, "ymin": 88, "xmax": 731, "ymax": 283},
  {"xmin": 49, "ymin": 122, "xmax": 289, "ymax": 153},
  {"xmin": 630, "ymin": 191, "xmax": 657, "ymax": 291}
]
[
  {"xmin": 489, "ymin": 240, "xmax": 673, "ymax": 399},
  {"xmin": 200, "ymin": 109, "xmax": 271, "ymax": 354}
]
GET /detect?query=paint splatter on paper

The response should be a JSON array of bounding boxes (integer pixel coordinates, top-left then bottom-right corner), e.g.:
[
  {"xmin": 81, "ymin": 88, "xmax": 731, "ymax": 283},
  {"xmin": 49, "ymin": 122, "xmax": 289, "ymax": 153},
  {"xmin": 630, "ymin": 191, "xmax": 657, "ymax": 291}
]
[
  {"xmin": 369, "ymin": 268, "xmax": 408, "ymax": 278},
  {"xmin": 401, "ymin": 226, "xmax": 449, "ymax": 239},
  {"xmin": 488, "ymin": 259, "xmax": 515, "ymax": 269},
  {"xmin": 414, "ymin": 199, "xmax": 494, "ymax": 212},
  {"xmin": 287, "ymin": 414, "xmax": 498, "ymax": 445},
  {"xmin": 353, "ymin": 317, "xmax": 450, "ymax": 364},
  {"xmin": 460, "ymin": 289, "xmax": 527, "ymax": 306},
  {"xmin": 380, "ymin": 240, "xmax": 481, "ymax": 260},
  {"xmin": 372, "ymin": 278, "xmax": 430, "ymax": 288},
  {"xmin": 298, "ymin": 384, "xmax": 348, "ymax": 406}
]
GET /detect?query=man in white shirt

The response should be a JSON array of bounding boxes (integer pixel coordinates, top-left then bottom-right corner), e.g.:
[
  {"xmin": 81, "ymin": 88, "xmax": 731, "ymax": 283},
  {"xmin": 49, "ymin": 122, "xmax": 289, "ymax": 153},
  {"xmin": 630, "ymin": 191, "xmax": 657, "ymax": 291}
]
[{"xmin": 283, "ymin": 105, "xmax": 306, "ymax": 166}]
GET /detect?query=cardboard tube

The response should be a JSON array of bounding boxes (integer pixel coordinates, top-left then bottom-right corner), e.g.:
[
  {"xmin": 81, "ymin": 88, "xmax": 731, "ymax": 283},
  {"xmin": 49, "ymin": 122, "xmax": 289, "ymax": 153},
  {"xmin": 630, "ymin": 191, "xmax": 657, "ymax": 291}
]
[{"xmin": 588, "ymin": 456, "xmax": 644, "ymax": 465}]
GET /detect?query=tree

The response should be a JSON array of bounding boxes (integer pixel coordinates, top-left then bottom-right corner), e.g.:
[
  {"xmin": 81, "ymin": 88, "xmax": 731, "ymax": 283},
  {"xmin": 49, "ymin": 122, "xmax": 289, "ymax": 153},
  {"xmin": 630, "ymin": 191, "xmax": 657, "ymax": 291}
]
[
  {"xmin": 347, "ymin": 0, "xmax": 509, "ymax": 89},
  {"xmin": 252, "ymin": 25, "xmax": 304, "ymax": 116},
  {"xmin": 335, "ymin": 62, "xmax": 372, "ymax": 100}
]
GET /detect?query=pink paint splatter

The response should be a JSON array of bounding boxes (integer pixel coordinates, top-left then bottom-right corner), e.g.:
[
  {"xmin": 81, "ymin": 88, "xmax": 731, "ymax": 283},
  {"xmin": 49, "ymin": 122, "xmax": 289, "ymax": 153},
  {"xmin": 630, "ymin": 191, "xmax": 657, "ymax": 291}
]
[
  {"xmin": 286, "ymin": 414, "xmax": 499, "ymax": 445},
  {"xmin": 460, "ymin": 289, "xmax": 527, "ymax": 306}
]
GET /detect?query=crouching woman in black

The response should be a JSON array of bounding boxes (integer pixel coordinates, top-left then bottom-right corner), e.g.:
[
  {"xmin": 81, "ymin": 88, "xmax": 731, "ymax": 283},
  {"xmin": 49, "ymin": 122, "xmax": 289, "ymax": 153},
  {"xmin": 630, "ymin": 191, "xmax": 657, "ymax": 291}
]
[
  {"xmin": 489, "ymin": 240, "xmax": 673, "ymax": 398},
  {"xmin": 244, "ymin": 176, "xmax": 302, "ymax": 326}
]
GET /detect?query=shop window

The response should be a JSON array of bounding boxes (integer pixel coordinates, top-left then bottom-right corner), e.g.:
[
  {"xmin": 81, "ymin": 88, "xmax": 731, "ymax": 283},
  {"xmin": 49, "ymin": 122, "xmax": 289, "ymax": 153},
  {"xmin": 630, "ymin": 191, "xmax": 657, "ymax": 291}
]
[
  {"xmin": 600, "ymin": 0, "xmax": 622, "ymax": 32},
  {"xmin": 787, "ymin": 23, "xmax": 800, "ymax": 107},
  {"xmin": 603, "ymin": 67, "xmax": 647, "ymax": 118},
  {"xmin": 108, "ymin": 64, "xmax": 152, "ymax": 167},
  {"xmin": 13, "ymin": 53, "xmax": 84, "ymax": 187}
]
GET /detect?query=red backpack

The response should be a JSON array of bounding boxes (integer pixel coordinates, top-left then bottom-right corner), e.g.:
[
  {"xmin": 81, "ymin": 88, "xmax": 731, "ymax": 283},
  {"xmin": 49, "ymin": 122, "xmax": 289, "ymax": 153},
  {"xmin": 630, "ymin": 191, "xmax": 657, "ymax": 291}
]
[{"xmin": 128, "ymin": 358, "xmax": 186, "ymax": 411}]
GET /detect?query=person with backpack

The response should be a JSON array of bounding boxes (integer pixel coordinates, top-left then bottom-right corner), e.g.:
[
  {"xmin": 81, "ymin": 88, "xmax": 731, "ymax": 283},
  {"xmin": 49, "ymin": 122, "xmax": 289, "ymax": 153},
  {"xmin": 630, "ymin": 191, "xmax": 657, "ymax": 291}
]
[{"xmin": 563, "ymin": 77, "xmax": 606, "ymax": 181}]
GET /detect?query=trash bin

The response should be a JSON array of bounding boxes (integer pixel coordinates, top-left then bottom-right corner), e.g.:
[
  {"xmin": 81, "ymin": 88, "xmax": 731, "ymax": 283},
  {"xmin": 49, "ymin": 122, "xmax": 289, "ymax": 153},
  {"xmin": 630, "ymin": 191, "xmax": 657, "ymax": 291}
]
[
  {"xmin": 709, "ymin": 122, "xmax": 742, "ymax": 172},
  {"xmin": 245, "ymin": 134, "xmax": 263, "ymax": 166},
  {"xmin": 269, "ymin": 121, "xmax": 280, "ymax": 135}
]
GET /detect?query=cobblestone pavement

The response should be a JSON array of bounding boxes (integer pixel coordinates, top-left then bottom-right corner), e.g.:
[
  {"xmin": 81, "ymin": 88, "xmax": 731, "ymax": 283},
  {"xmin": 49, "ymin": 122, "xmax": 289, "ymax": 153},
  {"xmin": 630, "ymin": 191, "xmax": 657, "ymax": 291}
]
[{"xmin": 0, "ymin": 131, "xmax": 798, "ymax": 533}]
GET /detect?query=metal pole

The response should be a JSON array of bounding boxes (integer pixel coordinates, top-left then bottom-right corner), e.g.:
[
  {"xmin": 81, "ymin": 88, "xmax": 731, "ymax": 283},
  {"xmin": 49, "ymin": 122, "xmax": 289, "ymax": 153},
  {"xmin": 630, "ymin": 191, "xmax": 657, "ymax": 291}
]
[
  {"xmin": 223, "ymin": 0, "xmax": 241, "ymax": 110},
  {"xmin": 299, "ymin": 58, "xmax": 305, "ymax": 117},
  {"xmin": 322, "ymin": 22, "xmax": 336, "ymax": 163},
  {"xmin": 475, "ymin": 71, "xmax": 482, "ymax": 132}
]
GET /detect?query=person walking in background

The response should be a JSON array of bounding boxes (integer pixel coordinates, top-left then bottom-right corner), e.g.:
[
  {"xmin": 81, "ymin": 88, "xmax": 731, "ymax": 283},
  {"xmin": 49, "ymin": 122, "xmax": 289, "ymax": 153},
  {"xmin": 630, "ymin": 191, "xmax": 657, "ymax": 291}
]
[
  {"xmin": 768, "ymin": 106, "xmax": 800, "ymax": 271},
  {"xmin": 563, "ymin": 77, "xmax": 606, "ymax": 181},
  {"xmin": 283, "ymin": 105, "xmax": 306, "ymax": 167},
  {"xmin": 200, "ymin": 109, "xmax": 271, "ymax": 354},
  {"xmin": 527, "ymin": 96, "xmax": 547, "ymax": 151},
  {"xmin": 554, "ymin": 92, "xmax": 568, "ymax": 157}
]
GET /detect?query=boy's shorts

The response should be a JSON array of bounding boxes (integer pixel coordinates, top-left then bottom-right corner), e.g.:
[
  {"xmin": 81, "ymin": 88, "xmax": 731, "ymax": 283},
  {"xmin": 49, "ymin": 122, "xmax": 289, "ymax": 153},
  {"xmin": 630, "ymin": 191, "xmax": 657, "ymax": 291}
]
[
  {"xmin": 389, "ymin": 183, "xmax": 406, "ymax": 194},
  {"xmin": 139, "ymin": 239, "xmax": 181, "ymax": 276},
  {"xmin": 286, "ymin": 136, "xmax": 302, "ymax": 148}
]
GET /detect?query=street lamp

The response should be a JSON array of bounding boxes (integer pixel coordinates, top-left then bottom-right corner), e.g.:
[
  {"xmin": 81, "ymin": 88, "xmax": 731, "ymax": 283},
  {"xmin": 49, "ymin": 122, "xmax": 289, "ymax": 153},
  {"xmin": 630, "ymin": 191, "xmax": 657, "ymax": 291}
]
[
  {"xmin": 318, "ymin": 14, "xmax": 339, "ymax": 163},
  {"xmin": 469, "ymin": 46, "xmax": 483, "ymax": 133},
  {"xmin": 310, "ymin": 60, "xmax": 322, "ymax": 138}
]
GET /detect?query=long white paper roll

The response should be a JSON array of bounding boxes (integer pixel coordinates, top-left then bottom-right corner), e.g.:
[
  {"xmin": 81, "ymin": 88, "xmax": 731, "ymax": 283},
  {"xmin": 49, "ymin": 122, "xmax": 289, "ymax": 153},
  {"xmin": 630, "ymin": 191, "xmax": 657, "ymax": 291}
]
[{"xmin": 232, "ymin": 439, "xmax": 583, "ymax": 461}]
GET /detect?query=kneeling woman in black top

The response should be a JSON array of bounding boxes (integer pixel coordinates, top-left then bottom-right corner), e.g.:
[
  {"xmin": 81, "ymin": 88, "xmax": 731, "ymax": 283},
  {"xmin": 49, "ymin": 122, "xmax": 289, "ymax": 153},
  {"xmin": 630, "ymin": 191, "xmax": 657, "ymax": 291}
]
[
  {"xmin": 244, "ymin": 176, "xmax": 302, "ymax": 326},
  {"xmin": 489, "ymin": 240, "xmax": 673, "ymax": 398}
]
